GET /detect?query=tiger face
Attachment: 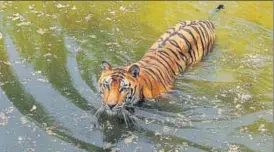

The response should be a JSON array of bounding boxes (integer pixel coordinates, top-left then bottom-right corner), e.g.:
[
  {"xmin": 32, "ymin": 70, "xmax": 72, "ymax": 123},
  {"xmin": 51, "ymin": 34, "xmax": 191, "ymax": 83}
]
[{"xmin": 98, "ymin": 61, "xmax": 140, "ymax": 114}]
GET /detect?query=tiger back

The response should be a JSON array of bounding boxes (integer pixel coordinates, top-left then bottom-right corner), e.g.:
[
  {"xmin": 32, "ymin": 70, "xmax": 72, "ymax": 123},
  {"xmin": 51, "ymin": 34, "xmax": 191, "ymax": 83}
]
[{"xmin": 133, "ymin": 20, "xmax": 216, "ymax": 99}]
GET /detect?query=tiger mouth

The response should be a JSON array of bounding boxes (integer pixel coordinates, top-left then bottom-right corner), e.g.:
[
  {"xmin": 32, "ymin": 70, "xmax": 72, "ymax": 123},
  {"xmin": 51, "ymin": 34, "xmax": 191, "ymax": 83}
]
[
  {"xmin": 105, "ymin": 105, "xmax": 121, "ymax": 113},
  {"xmin": 95, "ymin": 103, "xmax": 134, "ymax": 117},
  {"xmin": 105, "ymin": 109, "xmax": 119, "ymax": 116},
  {"xmin": 95, "ymin": 103, "xmax": 137, "ymax": 127}
]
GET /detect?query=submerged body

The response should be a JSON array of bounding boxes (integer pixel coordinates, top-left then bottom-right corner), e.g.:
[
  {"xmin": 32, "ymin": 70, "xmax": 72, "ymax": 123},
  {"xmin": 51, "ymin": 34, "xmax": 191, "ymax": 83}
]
[{"xmin": 98, "ymin": 20, "xmax": 216, "ymax": 111}]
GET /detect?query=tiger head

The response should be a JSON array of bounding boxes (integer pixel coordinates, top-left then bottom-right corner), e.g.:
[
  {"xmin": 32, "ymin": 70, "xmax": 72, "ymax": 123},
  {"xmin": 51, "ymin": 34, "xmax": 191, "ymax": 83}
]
[{"xmin": 98, "ymin": 61, "xmax": 141, "ymax": 113}]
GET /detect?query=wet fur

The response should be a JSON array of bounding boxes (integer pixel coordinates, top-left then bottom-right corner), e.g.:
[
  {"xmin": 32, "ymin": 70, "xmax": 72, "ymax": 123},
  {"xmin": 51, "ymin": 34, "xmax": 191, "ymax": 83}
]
[{"xmin": 98, "ymin": 20, "xmax": 216, "ymax": 106}]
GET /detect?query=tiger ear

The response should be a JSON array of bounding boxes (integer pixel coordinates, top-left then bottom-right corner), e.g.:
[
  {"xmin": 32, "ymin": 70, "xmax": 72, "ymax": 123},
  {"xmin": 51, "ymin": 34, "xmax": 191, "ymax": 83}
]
[
  {"xmin": 101, "ymin": 61, "xmax": 112, "ymax": 71},
  {"xmin": 128, "ymin": 64, "xmax": 140, "ymax": 78}
]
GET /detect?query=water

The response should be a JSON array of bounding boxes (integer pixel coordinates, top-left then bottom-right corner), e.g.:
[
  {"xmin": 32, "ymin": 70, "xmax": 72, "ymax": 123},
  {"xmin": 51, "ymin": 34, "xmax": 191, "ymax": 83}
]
[{"xmin": 0, "ymin": 1, "xmax": 272, "ymax": 152}]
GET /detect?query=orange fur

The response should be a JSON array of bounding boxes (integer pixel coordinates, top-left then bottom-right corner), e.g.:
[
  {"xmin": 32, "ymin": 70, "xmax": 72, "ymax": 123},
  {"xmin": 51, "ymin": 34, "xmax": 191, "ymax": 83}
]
[{"xmin": 99, "ymin": 20, "xmax": 216, "ymax": 106}]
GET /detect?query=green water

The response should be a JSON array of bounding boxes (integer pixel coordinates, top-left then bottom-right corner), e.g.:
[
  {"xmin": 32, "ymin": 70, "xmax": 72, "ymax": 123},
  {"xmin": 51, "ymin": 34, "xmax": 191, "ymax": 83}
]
[{"xmin": 0, "ymin": 1, "xmax": 272, "ymax": 152}]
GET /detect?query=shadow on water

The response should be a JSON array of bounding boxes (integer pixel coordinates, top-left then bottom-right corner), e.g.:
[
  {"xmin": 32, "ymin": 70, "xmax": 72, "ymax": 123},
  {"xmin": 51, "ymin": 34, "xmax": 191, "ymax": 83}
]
[
  {"xmin": 96, "ymin": 113, "xmax": 222, "ymax": 152},
  {"xmin": 0, "ymin": 36, "xmax": 103, "ymax": 152},
  {"xmin": 3, "ymin": 17, "xmax": 96, "ymax": 112}
]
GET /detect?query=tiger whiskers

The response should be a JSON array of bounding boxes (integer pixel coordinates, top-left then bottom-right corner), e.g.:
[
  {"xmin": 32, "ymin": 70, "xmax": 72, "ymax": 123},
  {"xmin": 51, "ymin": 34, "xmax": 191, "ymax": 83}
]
[
  {"xmin": 95, "ymin": 105, "xmax": 105, "ymax": 119},
  {"xmin": 119, "ymin": 107, "xmax": 141, "ymax": 129},
  {"xmin": 120, "ymin": 109, "xmax": 129, "ymax": 127},
  {"xmin": 94, "ymin": 103, "xmax": 142, "ymax": 129}
]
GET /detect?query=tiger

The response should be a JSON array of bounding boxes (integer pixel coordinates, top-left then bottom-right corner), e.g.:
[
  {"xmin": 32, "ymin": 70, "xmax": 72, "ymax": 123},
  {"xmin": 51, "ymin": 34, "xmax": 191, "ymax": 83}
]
[{"xmin": 97, "ymin": 5, "xmax": 225, "ymax": 117}]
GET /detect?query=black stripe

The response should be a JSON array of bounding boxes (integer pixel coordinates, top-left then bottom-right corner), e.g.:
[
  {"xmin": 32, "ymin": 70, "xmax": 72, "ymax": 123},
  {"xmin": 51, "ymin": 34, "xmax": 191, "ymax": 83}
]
[
  {"xmin": 204, "ymin": 24, "xmax": 213, "ymax": 54},
  {"xmin": 142, "ymin": 57, "xmax": 173, "ymax": 83},
  {"xmin": 111, "ymin": 75, "xmax": 124, "ymax": 80},
  {"xmin": 176, "ymin": 62, "xmax": 184, "ymax": 73},
  {"xmin": 144, "ymin": 55, "xmax": 168, "ymax": 70},
  {"xmin": 142, "ymin": 69, "xmax": 157, "ymax": 84},
  {"xmin": 197, "ymin": 26, "xmax": 208, "ymax": 57},
  {"xmin": 176, "ymin": 50, "xmax": 187, "ymax": 71},
  {"xmin": 176, "ymin": 49, "xmax": 187, "ymax": 62},
  {"xmin": 130, "ymin": 85, "xmax": 137, "ymax": 97},
  {"xmin": 158, "ymin": 50, "xmax": 170, "ymax": 58},
  {"xmin": 202, "ymin": 21, "xmax": 214, "ymax": 34},
  {"xmin": 130, "ymin": 88, "xmax": 134, "ymax": 97},
  {"xmin": 154, "ymin": 53, "xmax": 176, "ymax": 77},
  {"xmin": 114, "ymin": 68, "xmax": 127, "ymax": 72},
  {"xmin": 168, "ymin": 39, "xmax": 182, "ymax": 51},
  {"xmin": 166, "ymin": 47, "xmax": 187, "ymax": 64},
  {"xmin": 181, "ymin": 28, "xmax": 199, "ymax": 59},
  {"xmin": 165, "ymin": 47, "xmax": 181, "ymax": 61},
  {"xmin": 175, "ymin": 32, "xmax": 191, "ymax": 51},
  {"xmin": 138, "ymin": 62, "xmax": 168, "ymax": 91},
  {"xmin": 144, "ymin": 55, "xmax": 175, "ymax": 78},
  {"xmin": 158, "ymin": 50, "xmax": 184, "ymax": 73},
  {"xmin": 138, "ymin": 62, "xmax": 156, "ymax": 81},
  {"xmin": 199, "ymin": 22, "xmax": 211, "ymax": 56},
  {"xmin": 138, "ymin": 65, "xmax": 161, "ymax": 94},
  {"xmin": 142, "ymin": 60, "xmax": 172, "ymax": 84},
  {"xmin": 191, "ymin": 25, "xmax": 205, "ymax": 58},
  {"xmin": 158, "ymin": 50, "xmax": 180, "ymax": 72},
  {"xmin": 206, "ymin": 21, "xmax": 215, "ymax": 31},
  {"xmin": 197, "ymin": 26, "xmax": 207, "ymax": 56},
  {"xmin": 140, "ymin": 61, "xmax": 169, "ymax": 91},
  {"xmin": 175, "ymin": 32, "xmax": 194, "ymax": 63},
  {"xmin": 162, "ymin": 33, "xmax": 177, "ymax": 44},
  {"xmin": 209, "ymin": 21, "xmax": 215, "ymax": 30},
  {"xmin": 112, "ymin": 71, "xmax": 125, "ymax": 76},
  {"xmin": 139, "ymin": 86, "xmax": 144, "ymax": 99},
  {"xmin": 208, "ymin": 35, "xmax": 213, "ymax": 53},
  {"xmin": 145, "ymin": 68, "xmax": 168, "ymax": 91},
  {"xmin": 143, "ymin": 75, "xmax": 154, "ymax": 97}
]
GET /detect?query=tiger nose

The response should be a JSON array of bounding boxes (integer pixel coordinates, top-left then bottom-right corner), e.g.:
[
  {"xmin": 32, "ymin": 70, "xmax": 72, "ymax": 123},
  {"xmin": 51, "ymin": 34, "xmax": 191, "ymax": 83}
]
[{"xmin": 107, "ymin": 104, "xmax": 116, "ymax": 109}]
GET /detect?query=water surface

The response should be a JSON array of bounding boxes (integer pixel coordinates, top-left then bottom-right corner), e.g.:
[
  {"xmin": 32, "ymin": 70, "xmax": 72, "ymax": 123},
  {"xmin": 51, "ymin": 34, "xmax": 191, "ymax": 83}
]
[{"xmin": 0, "ymin": 1, "xmax": 273, "ymax": 152}]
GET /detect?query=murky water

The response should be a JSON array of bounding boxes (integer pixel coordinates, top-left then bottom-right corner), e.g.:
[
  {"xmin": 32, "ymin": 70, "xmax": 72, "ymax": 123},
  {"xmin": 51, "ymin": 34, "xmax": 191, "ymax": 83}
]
[{"xmin": 0, "ymin": 1, "xmax": 273, "ymax": 152}]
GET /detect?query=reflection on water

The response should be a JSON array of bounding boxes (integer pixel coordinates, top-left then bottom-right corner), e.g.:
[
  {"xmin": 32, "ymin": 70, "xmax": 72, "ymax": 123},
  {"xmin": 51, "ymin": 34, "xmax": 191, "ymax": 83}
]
[
  {"xmin": 0, "ymin": 35, "xmax": 103, "ymax": 151},
  {"xmin": 0, "ymin": 1, "xmax": 273, "ymax": 152}
]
